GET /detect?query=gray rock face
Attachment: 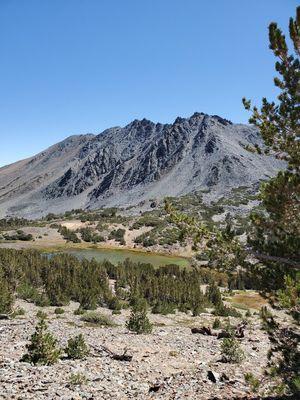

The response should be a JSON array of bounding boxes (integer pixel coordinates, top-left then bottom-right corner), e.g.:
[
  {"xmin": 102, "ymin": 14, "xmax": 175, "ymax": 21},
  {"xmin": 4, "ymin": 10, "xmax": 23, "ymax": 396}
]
[{"xmin": 0, "ymin": 112, "xmax": 284, "ymax": 218}]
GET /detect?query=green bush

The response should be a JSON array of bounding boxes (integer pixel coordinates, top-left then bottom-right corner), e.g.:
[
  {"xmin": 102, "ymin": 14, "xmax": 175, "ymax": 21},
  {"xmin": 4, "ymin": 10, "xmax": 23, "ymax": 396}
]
[
  {"xmin": 74, "ymin": 307, "xmax": 85, "ymax": 315},
  {"xmin": 65, "ymin": 334, "xmax": 89, "ymax": 359},
  {"xmin": 3, "ymin": 230, "xmax": 33, "ymax": 241},
  {"xmin": 58, "ymin": 226, "xmax": 81, "ymax": 243},
  {"xmin": 21, "ymin": 317, "xmax": 61, "ymax": 365},
  {"xmin": 34, "ymin": 292, "xmax": 51, "ymax": 307},
  {"xmin": 54, "ymin": 307, "xmax": 65, "ymax": 315},
  {"xmin": 0, "ymin": 274, "xmax": 14, "ymax": 314},
  {"xmin": 17, "ymin": 283, "xmax": 39, "ymax": 302},
  {"xmin": 192, "ymin": 302, "xmax": 205, "ymax": 316},
  {"xmin": 81, "ymin": 311, "xmax": 115, "ymax": 327},
  {"xmin": 79, "ymin": 227, "xmax": 105, "ymax": 243},
  {"xmin": 11, "ymin": 307, "xmax": 26, "ymax": 318},
  {"xmin": 152, "ymin": 301, "xmax": 176, "ymax": 315},
  {"xmin": 244, "ymin": 372, "xmax": 260, "ymax": 393},
  {"xmin": 214, "ymin": 303, "xmax": 242, "ymax": 318},
  {"xmin": 126, "ymin": 299, "xmax": 152, "ymax": 334},
  {"xmin": 77, "ymin": 288, "xmax": 99, "ymax": 310},
  {"xmin": 49, "ymin": 223, "xmax": 60, "ymax": 229},
  {"xmin": 36, "ymin": 310, "xmax": 48, "ymax": 319},
  {"xmin": 108, "ymin": 228, "xmax": 126, "ymax": 245},
  {"xmin": 0, "ymin": 217, "xmax": 31, "ymax": 229},
  {"xmin": 132, "ymin": 214, "xmax": 162, "ymax": 229},
  {"xmin": 69, "ymin": 372, "xmax": 88, "ymax": 386},
  {"xmin": 221, "ymin": 337, "xmax": 244, "ymax": 363},
  {"xmin": 107, "ymin": 296, "xmax": 122, "ymax": 311},
  {"xmin": 212, "ymin": 318, "xmax": 221, "ymax": 329},
  {"xmin": 17, "ymin": 283, "xmax": 49, "ymax": 308},
  {"xmin": 207, "ymin": 282, "xmax": 222, "ymax": 306},
  {"xmin": 291, "ymin": 376, "xmax": 300, "ymax": 395},
  {"xmin": 126, "ymin": 309, "xmax": 153, "ymax": 334},
  {"xmin": 277, "ymin": 275, "xmax": 300, "ymax": 310},
  {"xmin": 259, "ymin": 306, "xmax": 279, "ymax": 332}
]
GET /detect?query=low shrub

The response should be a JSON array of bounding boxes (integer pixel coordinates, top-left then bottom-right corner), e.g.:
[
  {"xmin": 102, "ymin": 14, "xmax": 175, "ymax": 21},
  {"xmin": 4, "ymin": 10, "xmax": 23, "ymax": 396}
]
[
  {"xmin": 107, "ymin": 296, "xmax": 122, "ymax": 311},
  {"xmin": 212, "ymin": 318, "xmax": 221, "ymax": 329},
  {"xmin": 221, "ymin": 337, "xmax": 244, "ymax": 363},
  {"xmin": 34, "ymin": 293, "xmax": 51, "ymax": 307},
  {"xmin": 192, "ymin": 302, "xmax": 205, "ymax": 316},
  {"xmin": 69, "ymin": 372, "xmax": 88, "ymax": 386},
  {"xmin": 79, "ymin": 227, "xmax": 105, "ymax": 243},
  {"xmin": 81, "ymin": 311, "xmax": 115, "ymax": 327},
  {"xmin": 0, "ymin": 275, "xmax": 14, "ymax": 314},
  {"xmin": 244, "ymin": 372, "xmax": 260, "ymax": 393},
  {"xmin": 245, "ymin": 309, "xmax": 252, "ymax": 318},
  {"xmin": 36, "ymin": 310, "xmax": 48, "ymax": 320},
  {"xmin": 152, "ymin": 301, "xmax": 176, "ymax": 315},
  {"xmin": 17, "ymin": 283, "xmax": 39, "ymax": 302},
  {"xmin": 214, "ymin": 303, "xmax": 242, "ymax": 318},
  {"xmin": 21, "ymin": 317, "xmax": 61, "ymax": 365},
  {"xmin": 58, "ymin": 226, "xmax": 81, "ymax": 243},
  {"xmin": 108, "ymin": 228, "xmax": 126, "ymax": 245},
  {"xmin": 126, "ymin": 299, "xmax": 153, "ymax": 334},
  {"xmin": 65, "ymin": 334, "xmax": 89, "ymax": 359},
  {"xmin": 74, "ymin": 307, "xmax": 85, "ymax": 315},
  {"xmin": 126, "ymin": 310, "xmax": 153, "ymax": 334},
  {"xmin": 54, "ymin": 307, "xmax": 65, "ymax": 315},
  {"xmin": 3, "ymin": 230, "xmax": 33, "ymax": 241},
  {"xmin": 11, "ymin": 307, "xmax": 26, "ymax": 318}
]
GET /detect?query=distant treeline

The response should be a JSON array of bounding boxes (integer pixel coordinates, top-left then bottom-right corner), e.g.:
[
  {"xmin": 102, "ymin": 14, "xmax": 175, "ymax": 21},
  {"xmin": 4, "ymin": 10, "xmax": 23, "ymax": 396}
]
[
  {"xmin": 0, "ymin": 248, "xmax": 256, "ymax": 316},
  {"xmin": 0, "ymin": 217, "xmax": 33, "ymax": 230}
]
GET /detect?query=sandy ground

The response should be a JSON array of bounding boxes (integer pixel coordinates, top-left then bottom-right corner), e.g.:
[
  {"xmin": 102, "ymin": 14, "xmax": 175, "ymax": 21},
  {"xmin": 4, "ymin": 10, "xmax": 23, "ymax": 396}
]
[{"xmin": 0, "ymin": 221, "xmax": 194, "ymax": 257}]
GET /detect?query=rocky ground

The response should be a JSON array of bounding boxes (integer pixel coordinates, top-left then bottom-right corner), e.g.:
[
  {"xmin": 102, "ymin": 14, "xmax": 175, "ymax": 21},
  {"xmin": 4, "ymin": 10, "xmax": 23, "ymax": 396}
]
[{"xmin": 0, "ymin": 297, "xmax": 287, "ymax": 400}]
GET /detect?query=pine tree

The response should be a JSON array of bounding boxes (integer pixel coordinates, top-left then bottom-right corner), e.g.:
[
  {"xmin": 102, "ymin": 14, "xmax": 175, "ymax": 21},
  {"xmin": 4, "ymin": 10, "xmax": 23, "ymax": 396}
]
[
  {"xmin": 0, "ymin": 270, "xmax": 14, "ymax": 314},
  {"xmin": 221, "ymin": 337, "xmax": 244, "ymax": 363},
  {"xmin": 243, "ymin": 7, "xmax": 300, "ymax": 395},
  {"xmin": 126, "ymin": 297, "xmax": 153, "ymax": 334},
  {"xmin": 207, "ymin": 282, "xmax": 222, "ymax": 307},
  {"xmin": 21, "ymin": 317, "xmax": 61, "ymax": 365},
  {"xmin": 242, "ymin": 7, "xmax": 300, "ymax": 288},
  {"xmin": 65, "ymin": 334, "xmax": 89, "ymax": 359}
]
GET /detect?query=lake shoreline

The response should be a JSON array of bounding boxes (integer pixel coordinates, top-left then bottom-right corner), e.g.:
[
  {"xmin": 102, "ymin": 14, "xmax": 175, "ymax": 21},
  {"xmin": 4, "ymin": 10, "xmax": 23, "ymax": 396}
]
[
  {"xmin": 0, "ymin": 240, "xmax": 191, "ymax": 268},
  {"xmin": 0, "ymin": 240, "xmax": 190, "ymax": 259}
]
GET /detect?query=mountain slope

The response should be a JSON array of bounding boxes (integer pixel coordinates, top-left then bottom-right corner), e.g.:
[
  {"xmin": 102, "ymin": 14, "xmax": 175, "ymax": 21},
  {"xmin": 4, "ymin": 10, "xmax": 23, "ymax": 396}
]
[{"xmin": 0, "ymin": 113, "xmax": 284, "ymax": 218}]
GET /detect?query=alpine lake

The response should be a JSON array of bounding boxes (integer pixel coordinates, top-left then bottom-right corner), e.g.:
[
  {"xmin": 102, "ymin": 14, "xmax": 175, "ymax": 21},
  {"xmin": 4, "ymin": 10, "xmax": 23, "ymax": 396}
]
[{"xmin": 50, "ymin": 247, "xmax": 190, "ymax": 268}]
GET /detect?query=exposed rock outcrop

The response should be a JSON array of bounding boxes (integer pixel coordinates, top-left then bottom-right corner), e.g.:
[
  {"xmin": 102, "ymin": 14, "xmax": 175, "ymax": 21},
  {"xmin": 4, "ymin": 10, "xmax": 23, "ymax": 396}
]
[{"xmin": 0, "ymin": 113, "xmax": 284, "ymax": 218}]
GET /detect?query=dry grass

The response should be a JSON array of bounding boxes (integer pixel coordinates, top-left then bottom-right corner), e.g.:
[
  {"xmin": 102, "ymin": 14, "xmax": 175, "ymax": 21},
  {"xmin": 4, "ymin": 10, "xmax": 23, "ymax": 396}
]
[{"xmin": 228, "ymin": 292, "xmax": 268, "ymax": 310}]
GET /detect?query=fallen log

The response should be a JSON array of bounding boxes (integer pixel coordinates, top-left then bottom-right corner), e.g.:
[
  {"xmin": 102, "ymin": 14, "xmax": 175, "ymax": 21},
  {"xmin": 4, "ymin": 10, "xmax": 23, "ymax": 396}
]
[
  {"xmin": 191, "ymin": 326, "xmax": 212, "ymax": 335},
  {"xmin": 112, "ymin": 349, "xmax": 133, "ymax": 362},
  {"xmin": 90, "ymin": 344, "xmax": 133, "ymax": 361}
]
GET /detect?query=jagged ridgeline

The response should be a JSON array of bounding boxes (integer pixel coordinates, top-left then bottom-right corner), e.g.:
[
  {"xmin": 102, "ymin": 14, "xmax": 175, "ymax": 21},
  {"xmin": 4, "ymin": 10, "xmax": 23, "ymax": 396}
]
[{"xmin": 0, "ymin": 113, "xmax": 283, "ymax": 219}]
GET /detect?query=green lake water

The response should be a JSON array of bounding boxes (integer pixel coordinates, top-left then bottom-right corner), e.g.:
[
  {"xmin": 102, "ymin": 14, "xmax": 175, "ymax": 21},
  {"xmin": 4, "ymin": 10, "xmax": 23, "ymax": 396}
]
[{"xmin": 62, "ymin": 248, "xmax": 190, "ymax": 268}]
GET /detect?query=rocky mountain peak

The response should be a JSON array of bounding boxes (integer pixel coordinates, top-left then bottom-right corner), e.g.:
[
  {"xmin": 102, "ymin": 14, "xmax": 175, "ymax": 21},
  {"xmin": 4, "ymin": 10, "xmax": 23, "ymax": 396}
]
[{"xmin": 0, "ymin": 113, "xmax": 284, "ymax": 218}]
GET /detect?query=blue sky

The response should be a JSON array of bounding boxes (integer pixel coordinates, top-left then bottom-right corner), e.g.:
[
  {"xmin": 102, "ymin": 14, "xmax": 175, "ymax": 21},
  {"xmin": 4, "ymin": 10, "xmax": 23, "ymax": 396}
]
[{"xmin": 0, "ymin": 0, "xmax": 297, "ymax": 167}]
